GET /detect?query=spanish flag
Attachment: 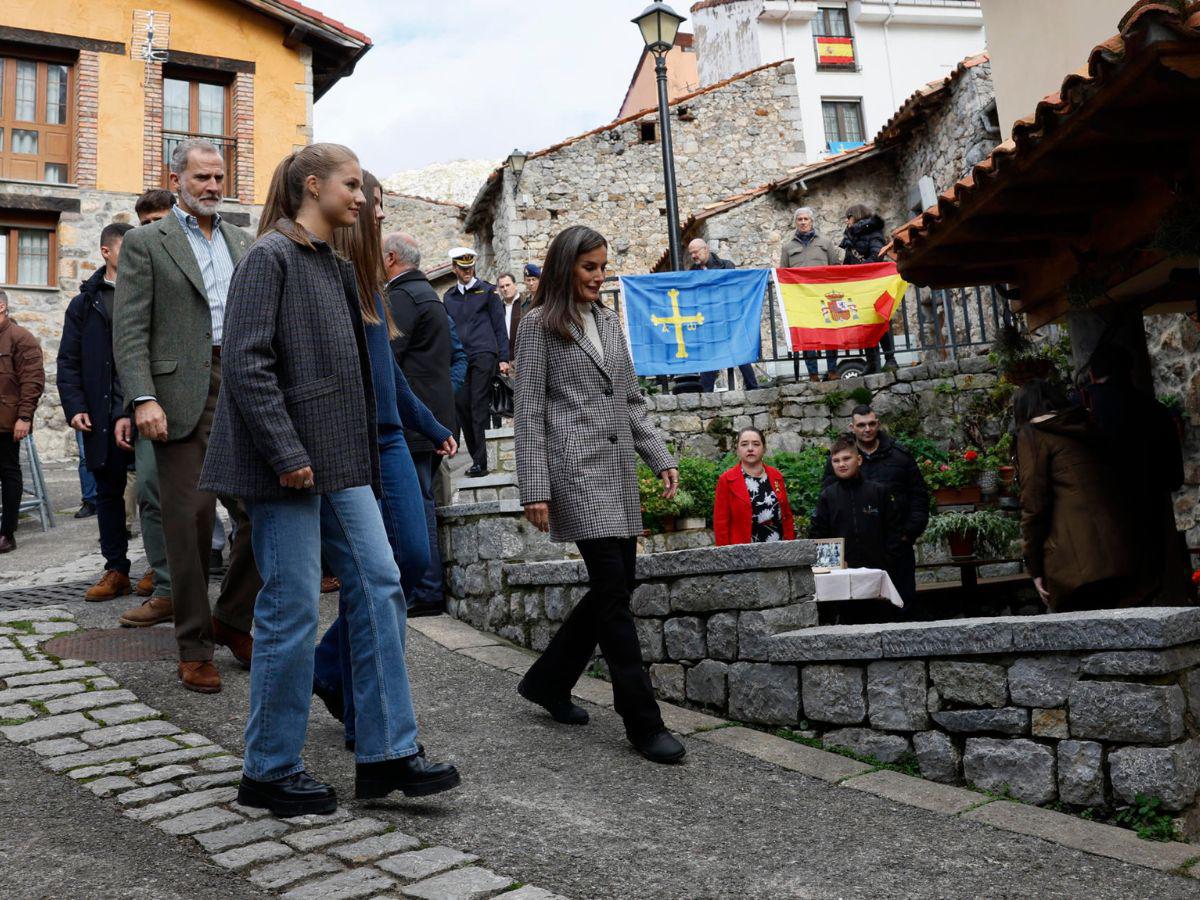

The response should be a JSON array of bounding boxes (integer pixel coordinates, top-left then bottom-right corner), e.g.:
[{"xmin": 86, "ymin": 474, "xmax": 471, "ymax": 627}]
[
  {"xmin": 774, "ymin": 262, "xmax": 907, "ymax": 351},
  {"xmin": 816, "ymin": 36, "xmax": 855, "ymax": 66}
]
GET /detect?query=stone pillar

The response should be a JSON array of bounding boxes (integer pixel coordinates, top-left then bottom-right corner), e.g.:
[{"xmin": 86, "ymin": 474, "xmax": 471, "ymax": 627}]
[{"xmin": 1067, "ymin": 302, "xmax": 1154, "ymax": 392}]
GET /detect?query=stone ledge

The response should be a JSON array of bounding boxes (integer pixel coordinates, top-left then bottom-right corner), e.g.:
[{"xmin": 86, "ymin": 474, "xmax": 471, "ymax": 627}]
[
  {"xmin": 770, "ymin": 608, "xmax": 1200, "ymax": 662},
  {"xmin": 437, "ymin": 500, "xmax": 525, "ymax": 519},
  {"xmin": 698, "ymin": 726, "xmax": 873, "ymax": 782},
  {"xmin": 453, "ymin": 472, "xmax": 517, "ymax": 490},
  {"xmin": 503, "ymin": 541, "xmax": 818, "ymax": 587},
  {"xmin": 842, "ymin": 769, "xmax": 981, "ymax": 815}
]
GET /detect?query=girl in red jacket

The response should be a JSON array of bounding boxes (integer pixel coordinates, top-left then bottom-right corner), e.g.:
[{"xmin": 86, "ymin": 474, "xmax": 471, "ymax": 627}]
[{"xmin": 713, "ymin": 428, "xmax": 796, "ymax": 545}]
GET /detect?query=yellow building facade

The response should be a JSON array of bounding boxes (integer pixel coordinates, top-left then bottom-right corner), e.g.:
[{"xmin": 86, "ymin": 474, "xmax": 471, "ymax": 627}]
[{"xmin": 0, "ymin": 0, "xmax": 369, "ymax": 452}]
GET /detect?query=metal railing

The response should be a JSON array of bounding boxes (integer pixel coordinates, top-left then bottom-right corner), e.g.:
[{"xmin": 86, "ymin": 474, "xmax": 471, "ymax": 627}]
[{"xmin": 599, "ymin": 277, "xmax": 1013, "ymax": 383}]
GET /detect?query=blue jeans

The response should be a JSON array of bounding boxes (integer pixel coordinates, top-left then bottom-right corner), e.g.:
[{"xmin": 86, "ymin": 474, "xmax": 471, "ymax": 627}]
[
  {"xmin": 407, "ymin": 451, "xmax": 445, "ymax": 607},
  {"xmin": 76, "ymin": 432, "xmax": 97, "ymax": 505},
  {"xmin": 245, "ymin": 486, "xmax": 420, "ymax": 780},
  {"xmin": 312, "ymin": 428, "xmax": 429, "ymax": 742}
]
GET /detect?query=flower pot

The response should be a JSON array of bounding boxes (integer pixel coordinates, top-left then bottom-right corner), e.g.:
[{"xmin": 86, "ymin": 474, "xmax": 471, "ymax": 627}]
[
  {"xmin": 998, "ymin": 465, "xmax": 1016, "ymax": 485},
  {"xmin": 934, "ymin": 485, "xmax": 982, "ymax": 506},
  {"xmin": 947, "ymin": 529, "xmax": 977, "ymax": 560},
  {"xmin": 1003, "ymin": 358, "xmax": 1053, "ymax": 386},
  {"xmin": 676, "ymin": 517, "xmax": 707, "ymax": 532},
  {"xmin": 660, "ymin": 515, "xmax": 676, "ymax": 533}
]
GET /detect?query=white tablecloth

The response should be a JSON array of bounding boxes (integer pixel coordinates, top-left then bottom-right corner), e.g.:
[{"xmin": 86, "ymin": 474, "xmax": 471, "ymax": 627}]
[{"xmin": 814, "ymin": 568, "xmax": 905, "ymax": 608}]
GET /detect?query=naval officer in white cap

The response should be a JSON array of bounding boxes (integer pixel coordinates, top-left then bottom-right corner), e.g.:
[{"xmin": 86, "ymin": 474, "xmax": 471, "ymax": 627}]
[{"xmin": 442, "ymin": 247, "xmax": 509, "ymax": 477}]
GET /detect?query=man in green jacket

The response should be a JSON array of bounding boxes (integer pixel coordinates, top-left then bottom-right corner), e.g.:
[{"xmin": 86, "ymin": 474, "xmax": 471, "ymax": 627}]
[{"xmin": 779, "ymin": 207, "xmax": 840, "ymax": 382}]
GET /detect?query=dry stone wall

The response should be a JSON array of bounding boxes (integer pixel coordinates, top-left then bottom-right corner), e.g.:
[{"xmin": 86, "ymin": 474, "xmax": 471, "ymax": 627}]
[
  {"xmin": 380, "ymin": 193, "xmax": 468, "ymax": 264},
  {"xmin": 472, "ymin": 61, "xmax": 805, "ymax": 279},
  {"xmin": 1145, "ymin": 312, "xmax": 1200, "ymax": 553}
]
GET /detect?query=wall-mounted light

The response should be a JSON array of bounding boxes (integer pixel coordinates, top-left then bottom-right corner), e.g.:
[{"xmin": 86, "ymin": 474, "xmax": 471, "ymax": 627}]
[{"xmin": 507, "ymin": 148, "xmax": 527, "ymax": 196}]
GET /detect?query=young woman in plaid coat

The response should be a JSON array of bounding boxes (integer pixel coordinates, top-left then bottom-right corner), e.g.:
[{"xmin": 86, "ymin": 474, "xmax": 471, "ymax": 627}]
[{"xmin": 514, "ymin": 225, "xmax": 686, "ymax": 764}]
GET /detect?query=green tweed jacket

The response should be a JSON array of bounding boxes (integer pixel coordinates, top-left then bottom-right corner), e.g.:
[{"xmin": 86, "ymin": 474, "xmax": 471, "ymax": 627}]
[{"xmin": 113, "ymin": 212, "xmax": 251, "ymax": 442}]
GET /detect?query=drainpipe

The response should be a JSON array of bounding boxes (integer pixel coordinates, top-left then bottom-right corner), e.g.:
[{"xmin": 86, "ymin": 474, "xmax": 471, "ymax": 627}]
[{"xmin": 881, "ymin": 0, "xmax": 898, "ymax": 111}]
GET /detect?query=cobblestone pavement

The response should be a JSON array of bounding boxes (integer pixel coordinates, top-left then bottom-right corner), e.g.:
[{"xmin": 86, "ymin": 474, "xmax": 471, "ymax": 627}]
[{"xmin": 1, "ymin": 549, "xmax": 1198, "ymax": 897}]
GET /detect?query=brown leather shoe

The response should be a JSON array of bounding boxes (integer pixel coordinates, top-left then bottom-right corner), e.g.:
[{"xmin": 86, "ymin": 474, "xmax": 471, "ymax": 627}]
[
  {"xmin": 212, "ymin": 618, "xmax": 253, "ymax": 670},
  {"xmin": 135, "ymin": 570, "xmax": 154, "ymax": 596},
  {"xmin": 0, "ymin": 534, "xmax": 14, "ymax": 553},
  {"xmin": 178, "ymin": 660, "xmax": 222, "ymax": 694},
  {"xmin": 321, "ymin": 575, "xmax": 341, "ymax": 594},
  {"xmin": 119, "ymin": 596, "xmax": 173, "ymax": 627},
  {"xmin": 86, "ymin": 570, "xmax": 132, "ymax": 602}
]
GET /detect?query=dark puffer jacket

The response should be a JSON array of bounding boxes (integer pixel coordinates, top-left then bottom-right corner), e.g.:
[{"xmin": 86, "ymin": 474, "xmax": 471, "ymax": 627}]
[
  {"xmin": 809, "ymin": 475, "xmax": 903, "ymax": 570},
  {"xmin": 840, "ymin": 215, "xmax": 887, "ymax": 264},
  {"xmin": 822, "ymin": 434, "xmax": 930, "ymax": 541}
]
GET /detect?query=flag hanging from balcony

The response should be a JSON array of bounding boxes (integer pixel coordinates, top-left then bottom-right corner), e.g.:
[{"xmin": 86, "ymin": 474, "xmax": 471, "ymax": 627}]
[
  {"xmin": 816, "ymin": 35, "xmax": 855, "ymax": 66},
  {"xmin": 774, "ymin": 262, "xmax": 907, "ymax": 352},
  {"xmin": 619, "ymin": 269, "xmax": 770, "ymax": 376}
]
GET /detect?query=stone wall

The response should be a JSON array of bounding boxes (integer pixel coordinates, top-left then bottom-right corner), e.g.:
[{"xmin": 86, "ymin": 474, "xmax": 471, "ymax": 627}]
[
  {"xmin": 0, "ymin": 182, "xmax": 260, "ymax": 460},
  {"xmin": 469, "ymin": 61, "xmax": 805, "ymax": 280},
  {"xmin": 380, "ymin": 192, "xmax": 468, "ymax": 264}
]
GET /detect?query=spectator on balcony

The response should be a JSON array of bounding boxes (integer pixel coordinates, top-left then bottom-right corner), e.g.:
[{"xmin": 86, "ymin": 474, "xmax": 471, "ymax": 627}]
[
  {"xmin": 0, "ymin": 290, "xmax": 45, "ymax": 555},
  {"xmin": 691, "ymin": 239, "xmax": 759, "ymax": 393},
  {"xmin": 779, "ymin": 207, "xmax": 839, "ymax": 382},
  {"xmin": 1084, "ymin": 344, "xmax": 1190, "ymax": 605},
  {"xmin": 57, "ymin": 222, "xmax": 138, "ymax": 601},
  {"xmin": 713, "ymin": 427, "xmax": 794, "ymax": 545},
  {"xmin": 840, "ymin": 204, "xmax": 898, "ymax": 373},
  {"xmin": 1014, "ymin": 379, "xmax": 1134, "ymax": 612}
]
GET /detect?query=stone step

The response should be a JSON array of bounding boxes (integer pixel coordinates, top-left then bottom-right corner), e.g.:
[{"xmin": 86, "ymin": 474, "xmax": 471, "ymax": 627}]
[
  {"xmin": 485, "ymin": 426, "xmax": 514, "ymax": 440},
  {"xmin": 454, "ymin": 472, "xmax": 516, "ymax": 491}
]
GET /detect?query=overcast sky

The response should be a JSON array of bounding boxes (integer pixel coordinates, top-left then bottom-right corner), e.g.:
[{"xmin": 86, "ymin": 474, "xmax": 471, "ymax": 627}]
[{"xmin": 312, "ymin": 1, "xmax": 655, "ymax": 176}]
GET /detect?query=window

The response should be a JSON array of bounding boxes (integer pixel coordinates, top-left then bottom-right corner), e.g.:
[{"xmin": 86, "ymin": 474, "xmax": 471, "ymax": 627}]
[
  {"xmin": 639, "ymin": 121, "xmax": 656, "ymax": 142},
  {"xmin": 161, "ymin": 72, "xmax": 235, "ymax": 193},
  {"xmin": 0, "ymin": 55, "xmax": 73, "ymax": 182},
  {"xmin": 822, "ymin": 99, "xmax": 865, "ymax": 152},
  {"xmin": 813, "ymin": 7, "xmax": 856, "ymax": 69},
  {"xmin": 0, "ymin": 217, "xmax": 57, "ymax": 287}
]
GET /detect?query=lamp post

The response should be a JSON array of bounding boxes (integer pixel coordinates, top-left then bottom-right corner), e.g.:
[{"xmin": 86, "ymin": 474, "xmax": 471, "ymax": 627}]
[
  {"xmin": 506, "ymin": 148, "xmax": 527, "ymax": 196},
  {"xmin": 633, "ymin": 2, "xmax": 686, "ymax": 273}
]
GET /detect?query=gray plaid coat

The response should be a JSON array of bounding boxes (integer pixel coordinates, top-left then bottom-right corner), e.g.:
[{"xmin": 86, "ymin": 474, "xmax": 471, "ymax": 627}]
[
  {"xmin": 515, "ymin": 303, "xmax": 675, "ymax": 543},
  {"xmin": 199, "ymin": 227, "xmax": 379, "ymax": 501}
]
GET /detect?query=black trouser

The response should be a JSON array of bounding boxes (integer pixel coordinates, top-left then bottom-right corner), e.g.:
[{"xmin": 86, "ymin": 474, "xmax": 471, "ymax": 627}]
[
  {"xmin": 520, "ymin": 536, "xmax": 664, "ymax": 739},
  {"xmin": 803, "ymin": 349, "xmax": 838, "ymax": 377},
  {"xmin": 889, "ymin": 543, "xmax": 919, "ymax": 616},
  {"xmin": 0, "ymin": 434, "xmax": 20, "ymax": 537},
  {"xmin": 455, "ymin": 352, "xmax": 497, "ymax": 469},
  {"xmin": 92, "ymin": 450, "xmax": 133, "ymax": 574},
  {"xmin": 866, "ymin": 328, "xmax": 898, "ymax": 373},
  {"xmin": 700, "ymin": 364, "xmax": 759, "ymax": 392}
]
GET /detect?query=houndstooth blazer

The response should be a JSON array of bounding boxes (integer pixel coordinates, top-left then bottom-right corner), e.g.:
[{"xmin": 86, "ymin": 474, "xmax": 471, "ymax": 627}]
[{"xmin": 515, "ymin": 302, "xmax": 675, "ymax": 543}]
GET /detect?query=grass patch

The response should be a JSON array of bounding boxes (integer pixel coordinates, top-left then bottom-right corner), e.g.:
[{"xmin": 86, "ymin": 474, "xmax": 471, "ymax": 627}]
[
  {"xmin": 1112, "ymin": 794, "xmax": 1183, "ymax": 843},
  {"xmin": 773, "ymin": 728, "xmax": 921, "ymax": 777},
  {"xmin": 0, "ymin": 716, "xmax": 33, "ymax": 726},
  {"xmin": 3, "ymin": 621, "xmax": 35, "ymax": 635}
]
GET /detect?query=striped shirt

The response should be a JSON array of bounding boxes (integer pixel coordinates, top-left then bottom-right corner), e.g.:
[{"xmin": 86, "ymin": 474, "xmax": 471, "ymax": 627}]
[{"xmin": 171, "ymin": 204, "xmax": 233, "ymax": 346}]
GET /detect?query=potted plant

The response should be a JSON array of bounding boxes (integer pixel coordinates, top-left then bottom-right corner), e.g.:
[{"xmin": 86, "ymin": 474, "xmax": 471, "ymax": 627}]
[
  {"xmin": 981, "ymin": 432, "xmax": 1014, "ymax": 495},
  {"xmin": 924, "ymin": 509, "xmax": 1020, "ymax": 560},
  {"xmin": 921, "ymin": 449, "xmax": 983, "ymax": 506},
  {"xmin": 991, "ymin": 322, "xmax": 1052, "ymax": 386}
]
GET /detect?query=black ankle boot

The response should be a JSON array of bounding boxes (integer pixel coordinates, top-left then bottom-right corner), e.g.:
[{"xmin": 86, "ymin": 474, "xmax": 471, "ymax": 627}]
[
  {"xmin": 355, "ymin": 752, "xmax": 460, "ymax": 800},
  {"xmin": 629, "ymin": 729, "xmax": 686, "ymax": 764},
  {"xmin": 517, "ymin": 679, "xmax": 589, "ymax": 725},
  {"xmin": 238, "ymin": 770, "xmax": 337, "ymax": 816},
  {"xmin": 312, "ymin": 680, "xmax": 344, "ymax": 723}
]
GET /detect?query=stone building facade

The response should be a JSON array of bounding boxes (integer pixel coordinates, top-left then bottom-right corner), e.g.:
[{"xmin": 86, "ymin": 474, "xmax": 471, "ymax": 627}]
[
  {"xmin": 380, "ymin": 192, "xmax": 469, "ymax": 267},
  {"xmin": 464, "ymin": 60, "xmax": 806, "ymax": 280},
  {"xmin": 0, "ymin": 1, "xmax": 369, "ymax": 459}
]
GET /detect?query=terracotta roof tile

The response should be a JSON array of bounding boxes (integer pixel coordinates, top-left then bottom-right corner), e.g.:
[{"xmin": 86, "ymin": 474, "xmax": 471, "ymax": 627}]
[{"xmin": 241, "ymin": 0, "xmax": 371, "ymax": 46}]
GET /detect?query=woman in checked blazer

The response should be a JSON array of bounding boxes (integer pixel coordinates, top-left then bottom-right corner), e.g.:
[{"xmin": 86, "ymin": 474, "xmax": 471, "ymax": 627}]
[{"xmin": 514, "ymin": 225, "xmax": 686, "ymax": 764}]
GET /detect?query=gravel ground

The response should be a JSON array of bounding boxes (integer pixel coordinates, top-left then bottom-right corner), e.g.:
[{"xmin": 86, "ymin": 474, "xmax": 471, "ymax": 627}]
[{"xmin": 57, "ymin": 596, "xmax": 1199, "ymax": 900}]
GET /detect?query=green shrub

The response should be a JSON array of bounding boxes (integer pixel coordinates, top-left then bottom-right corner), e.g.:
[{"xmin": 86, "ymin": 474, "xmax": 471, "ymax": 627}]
[{"xmin": 1112, "ymin": 794, "xmax": 1183, "ymax": 843}]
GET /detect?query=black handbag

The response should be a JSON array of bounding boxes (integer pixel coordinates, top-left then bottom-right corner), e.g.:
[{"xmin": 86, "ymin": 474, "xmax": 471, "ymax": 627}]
[{"xmin": 490, "ymin": 373, "xmax": 515, "ymax": 418}]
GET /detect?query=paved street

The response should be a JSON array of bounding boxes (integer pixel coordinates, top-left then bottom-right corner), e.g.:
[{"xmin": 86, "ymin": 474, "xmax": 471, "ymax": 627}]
[{"xmin": 0, "ymin": 570, "xmax": 1194, "ymax": 899}]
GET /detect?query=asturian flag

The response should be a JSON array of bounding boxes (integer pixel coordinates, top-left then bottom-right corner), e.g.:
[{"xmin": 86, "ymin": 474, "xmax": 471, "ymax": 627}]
[
  {"xmin": 774, "ymin": 261, "xmax": 907, "ymax": 352},
  {"xmin": 620, "ymin": 268, "xmax": 770, "ymax": 376}
]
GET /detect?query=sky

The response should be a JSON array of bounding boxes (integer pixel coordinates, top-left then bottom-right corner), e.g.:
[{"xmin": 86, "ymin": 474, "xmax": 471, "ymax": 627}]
[{"xmin": 312, "ymin": 1, "xmax": 656, "ymax": 176}]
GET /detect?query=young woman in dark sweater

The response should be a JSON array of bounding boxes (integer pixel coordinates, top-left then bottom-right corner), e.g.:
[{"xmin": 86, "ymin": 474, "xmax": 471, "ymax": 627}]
[{"xmin": 200, "ymin": 144, "xmax": 459, "ymax": 816}]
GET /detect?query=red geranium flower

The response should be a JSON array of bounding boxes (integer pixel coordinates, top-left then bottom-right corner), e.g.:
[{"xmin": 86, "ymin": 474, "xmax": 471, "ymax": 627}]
[
  {"xmin": 1192, "ymin": 569, "xmax": 1200, "ymax": 586},
  {"xmin": 963, "ymin": 450, "xmax": 979, "ymax": 462}
]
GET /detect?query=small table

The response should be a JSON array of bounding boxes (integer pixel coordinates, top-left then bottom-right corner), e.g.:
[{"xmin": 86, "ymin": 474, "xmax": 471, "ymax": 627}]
[{"xmin": 815, "ymin": 568, "xmax": 904, "ymax": 608}]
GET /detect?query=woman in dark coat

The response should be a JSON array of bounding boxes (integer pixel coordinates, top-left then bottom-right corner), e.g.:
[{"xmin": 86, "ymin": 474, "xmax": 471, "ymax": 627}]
[
  {"xmin": 840, "ymin": 204, "xmax": 897, "ymax": 371},
  {"xmin": 514, "ymin": 224, "xmax": 685, "ymax": 764},
  {"xmin": 1014, "ymin": 380, "xmax": 1134, "ymax": 611}
]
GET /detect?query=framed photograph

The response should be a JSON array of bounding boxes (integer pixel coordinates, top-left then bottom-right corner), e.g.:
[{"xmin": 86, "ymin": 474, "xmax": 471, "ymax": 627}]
[{"xmin": 812, "ymin": 537, "xmax": 846, "ymax": 574}]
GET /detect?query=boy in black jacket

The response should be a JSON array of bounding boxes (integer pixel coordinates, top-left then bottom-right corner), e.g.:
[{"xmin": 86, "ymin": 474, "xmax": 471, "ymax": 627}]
[{"xmin": 810, "ymin": 434, "xmax": 903, "ymax": 573}]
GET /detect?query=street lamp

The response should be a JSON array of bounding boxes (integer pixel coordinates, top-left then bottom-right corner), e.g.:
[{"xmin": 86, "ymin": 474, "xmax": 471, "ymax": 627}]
[
  {"xmin": 507, "ymin": 148, "xmax": 527, "ymax": 195},
  {"xmin": 632, "ymin": 2, "xmax": 686, "ymax": 273}
]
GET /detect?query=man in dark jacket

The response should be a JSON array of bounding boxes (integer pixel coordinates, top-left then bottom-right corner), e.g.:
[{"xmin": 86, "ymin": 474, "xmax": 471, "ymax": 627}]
[
  {"xmin": 811, "ymin": 434, "xmax": 904, "ymax": 571},
  {"xmin": 57, "ymin": 223, "xmax": 137, "ymax": 599},
  {"xmin": 385, "ymin": 232, "xmax": 465, "ymax": 615},
  {"xmin": 0, "ymin": 290, "xmax": 45, "ymax": 554},
  {"xmin": 780, "ymin": 207, "xmax": 839, "ymax": 381},
  {"xmin": 823, "ymin": 404, "xmax": 929, "ymax": 610},
  {"xmin": 443, "ymin": 247, "xmax": 509, "ymax": 476},
  {"xmin": 1085, "ymin": 344, "xmax": 1190, "ymax": 605},
  {"xmin": 690, "ymin": 239, "xmax": 760, "ymax": 393}
]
